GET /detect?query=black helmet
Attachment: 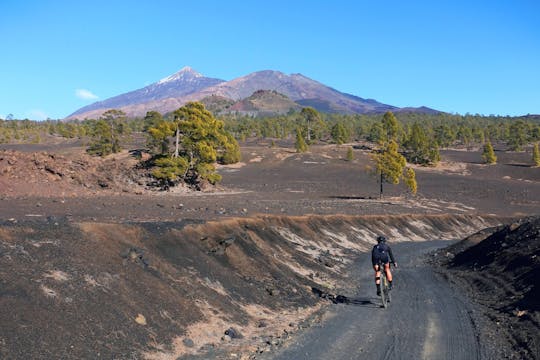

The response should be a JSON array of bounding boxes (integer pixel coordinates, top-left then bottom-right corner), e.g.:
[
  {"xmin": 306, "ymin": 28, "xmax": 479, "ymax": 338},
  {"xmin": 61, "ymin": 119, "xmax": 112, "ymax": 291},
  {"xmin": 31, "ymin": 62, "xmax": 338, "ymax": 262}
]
[{"xmin": 377, "ymin": 235, "xmax": 387, "ymax": 243}]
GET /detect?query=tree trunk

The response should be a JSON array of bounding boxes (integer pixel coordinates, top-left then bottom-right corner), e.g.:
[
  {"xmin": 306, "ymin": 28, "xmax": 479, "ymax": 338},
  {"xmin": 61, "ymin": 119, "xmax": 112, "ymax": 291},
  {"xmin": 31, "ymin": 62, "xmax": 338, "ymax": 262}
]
[
  {"xmin": 174, "ymin": 125, "xmax": 180, "ymax": 158},
  {"xmin": 380, "ymin": 172, "xmax": 383, "ymax": 200}
]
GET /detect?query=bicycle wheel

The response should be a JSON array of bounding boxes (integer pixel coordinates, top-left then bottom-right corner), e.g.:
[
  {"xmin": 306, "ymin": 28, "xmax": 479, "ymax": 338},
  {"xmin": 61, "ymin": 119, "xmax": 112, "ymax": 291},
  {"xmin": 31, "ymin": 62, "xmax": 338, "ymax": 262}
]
[{"xmin": 380, "ymin": 273, "xmax": 388, "ymax": 308}]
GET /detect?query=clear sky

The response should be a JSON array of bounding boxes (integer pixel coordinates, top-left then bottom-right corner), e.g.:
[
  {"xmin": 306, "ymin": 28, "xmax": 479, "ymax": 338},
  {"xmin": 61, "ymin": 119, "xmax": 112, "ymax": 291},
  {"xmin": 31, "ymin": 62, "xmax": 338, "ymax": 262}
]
[{"xmin": 1, "ymin": 0, "xmax": 539, "ymax": 120}]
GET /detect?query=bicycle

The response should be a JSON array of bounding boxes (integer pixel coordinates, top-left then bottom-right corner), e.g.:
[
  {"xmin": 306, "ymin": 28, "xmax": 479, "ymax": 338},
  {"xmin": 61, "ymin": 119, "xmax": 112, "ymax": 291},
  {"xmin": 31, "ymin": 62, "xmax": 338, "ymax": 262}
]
[{"xmin": 377, "ymin": 260, "xmax": 391, "ymax": 308}]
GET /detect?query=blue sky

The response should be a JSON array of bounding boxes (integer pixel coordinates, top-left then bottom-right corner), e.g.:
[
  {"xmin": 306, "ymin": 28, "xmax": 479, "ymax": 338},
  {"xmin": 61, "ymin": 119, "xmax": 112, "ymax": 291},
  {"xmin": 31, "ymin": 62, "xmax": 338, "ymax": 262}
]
[{"xmin": 1, "ymin": 0, "xmax": 539, "ymax": 120}]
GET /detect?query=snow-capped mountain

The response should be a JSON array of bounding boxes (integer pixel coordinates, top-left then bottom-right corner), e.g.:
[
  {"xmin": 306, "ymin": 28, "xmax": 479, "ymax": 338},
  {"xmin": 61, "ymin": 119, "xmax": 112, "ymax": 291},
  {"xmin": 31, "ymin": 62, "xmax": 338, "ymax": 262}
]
[
  {"xmin": 68, "ymin": 67, "xmax": 224, "ymax": 118},
  {"xmin": 67, "ymin": 67, "xmax": 436, "ymax": 119},
  {"xmin": 156, "ymin": 66, "xmax": 204, "ymax": 84}
]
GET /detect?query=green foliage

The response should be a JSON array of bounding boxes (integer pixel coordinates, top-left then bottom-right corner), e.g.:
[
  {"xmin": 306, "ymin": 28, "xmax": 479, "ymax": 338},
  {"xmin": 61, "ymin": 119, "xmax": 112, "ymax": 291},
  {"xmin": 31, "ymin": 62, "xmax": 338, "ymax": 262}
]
[
  {"xmin": 86, "ymin": 119, "xmax": 114, "ymax": 156},
  {"xmin": 299, "ymin": 107, "xmax": 325, "ymax": 143},
  {"xmin": 532, "ymin": 143, "xmax": 540, "ymax": 167},
  {"xmin": 371, "ymin": 140, "xmax": 416, "ymax": 198},
  {"xmin": 143, "ymin": 111, "xmax": 163, "ymax": 131},
  {"xmin": 428, "ymin": 142, "xmax": 441, "ymax": 164},
  {"xmin": 381, "ymin": 111, "xmax": 400, "ymax": 142},
  {"xmin": 174, "ymin": 102, "xmax": 222, "ymax": 161},
  {"xmin": 295, "ymin": 127, "xmax": 308, "ymax": 153},
  {"xmin": 482, "ymin": 141, "xmax": 497, "ymax": 164},
  {"xmin": 508, "ymin": 120, "xmax": 527, "ymax": 151},
  {"xmin": 220, "ymin": 112, "xmax": 540, "ymax": 153},
  {"xmin": 195, "ymin": 163, "xmax": 222, "ymax": 184},
  {"xmin": 219, "ymin": 133, "xmax": 242, "ymax": 164},
  {"xmin": 147, "ymin": 119, "xmax": 174, "ymax": 155},
  {"xmin": 404, "ymin": 123, "xmax": 440, "ymax": 165},
  {"xmin": 367, "ymin": 122, "xmax": 385, "ymax": 143},
  {"xmin": 331, "ymin": 122, "xmax": 350, "ymax": 144},
  {"xmin": 457, "ymin": 125, "xmax": 473, "ymax": 146},
  {"xmin": 373, "ymin": 140, "xmax": 406, "ymax": 185},
  {"xmin": 151, "ymin": 156, "xmax": 188, "ymax": 184},
  {"xmin": 404, "ymin": 167, "xmax": 417, "ymax": 195},
  {"xmin": 346, "ymin": 146, "xmax": 354, "ymax": 161},
  {"xmin": 87, "ymin": 109, "xmax": 128, "ymax": 156},
  {"xmin": 434, "ymin": 124, "xmax": 456, "ymax": 148},
  {"xmin": 145, "ymin": 102, "xmax": 239, "ymax": 188}
]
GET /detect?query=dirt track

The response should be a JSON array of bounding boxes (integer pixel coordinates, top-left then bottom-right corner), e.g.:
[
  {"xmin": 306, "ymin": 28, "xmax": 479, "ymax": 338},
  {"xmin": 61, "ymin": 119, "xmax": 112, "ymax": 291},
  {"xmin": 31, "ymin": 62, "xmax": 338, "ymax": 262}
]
[{"xmin": 265, "ymin": 240, "xmax": 498, "ymax": 360}]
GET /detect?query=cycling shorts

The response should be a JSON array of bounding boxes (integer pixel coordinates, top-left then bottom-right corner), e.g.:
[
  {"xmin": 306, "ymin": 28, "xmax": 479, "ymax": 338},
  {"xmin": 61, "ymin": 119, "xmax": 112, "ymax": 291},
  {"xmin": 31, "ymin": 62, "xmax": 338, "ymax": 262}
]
[{"xmin": 372, "ymin": 253, "xmax": 390, "ymax": 266}]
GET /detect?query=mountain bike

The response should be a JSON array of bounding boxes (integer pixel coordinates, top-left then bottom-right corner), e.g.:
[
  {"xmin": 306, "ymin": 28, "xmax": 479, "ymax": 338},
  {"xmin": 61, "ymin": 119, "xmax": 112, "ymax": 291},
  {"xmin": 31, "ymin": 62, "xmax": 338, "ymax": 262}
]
[{"xmin": 377, "ymin": 260, "xmax": 391, "ymax": 308}]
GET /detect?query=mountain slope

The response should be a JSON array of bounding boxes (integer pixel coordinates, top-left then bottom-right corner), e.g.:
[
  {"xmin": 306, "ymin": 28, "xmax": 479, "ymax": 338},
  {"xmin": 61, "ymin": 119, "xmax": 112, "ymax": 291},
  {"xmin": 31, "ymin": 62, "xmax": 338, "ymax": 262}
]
[
  {"xmin": 182, "ymin": 70, "xmax": 396, "ymax": 114},
  {"xmin": 226, "ymin": 90, "xmax": 301, "ymax": 115},
  {"xmin": 68, "ymin": 67, "xmax": 224, "ymax": 118},
  {"xmin": 67, "ymin": 68, "xmax": 433, "ymax": 119}
]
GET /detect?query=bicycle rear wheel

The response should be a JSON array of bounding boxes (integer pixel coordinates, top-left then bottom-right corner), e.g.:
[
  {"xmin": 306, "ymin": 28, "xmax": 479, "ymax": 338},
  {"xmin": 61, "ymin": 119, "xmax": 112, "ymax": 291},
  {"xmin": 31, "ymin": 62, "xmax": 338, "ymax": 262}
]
[{"xmin": 380, "ymin": 273, "xmax": 388, "ymax": 308}]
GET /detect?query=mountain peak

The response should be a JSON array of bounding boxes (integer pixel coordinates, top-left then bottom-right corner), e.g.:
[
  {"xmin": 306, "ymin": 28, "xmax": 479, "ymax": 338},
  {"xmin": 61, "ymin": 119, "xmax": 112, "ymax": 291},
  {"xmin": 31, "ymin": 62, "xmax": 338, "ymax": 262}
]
[
  {"xmin": 67, "ymin": 67, "xmax": 413, "ymax": 119},
  {"xmin": 179, "ymin": 66, "xmax": 199, "ymax": 74},
  {"xmin": 157, "ymin": 66, "xmax": 203, "ymax": 84}
]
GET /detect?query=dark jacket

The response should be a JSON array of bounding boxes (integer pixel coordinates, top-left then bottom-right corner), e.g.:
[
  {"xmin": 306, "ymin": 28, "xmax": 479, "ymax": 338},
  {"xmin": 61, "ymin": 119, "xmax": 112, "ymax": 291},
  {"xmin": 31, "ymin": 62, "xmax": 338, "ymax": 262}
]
[{"xmin": 371, "ymin": 242, "xmax": 395, "ymax": 265}]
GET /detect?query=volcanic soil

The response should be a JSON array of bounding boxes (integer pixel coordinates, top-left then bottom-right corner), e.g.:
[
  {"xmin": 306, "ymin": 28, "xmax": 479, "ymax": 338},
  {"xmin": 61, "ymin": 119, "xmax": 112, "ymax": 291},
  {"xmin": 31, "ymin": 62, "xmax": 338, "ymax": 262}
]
[{"xmin": 0, "ymin": 138, "xmax": 539, "ymax": 359}]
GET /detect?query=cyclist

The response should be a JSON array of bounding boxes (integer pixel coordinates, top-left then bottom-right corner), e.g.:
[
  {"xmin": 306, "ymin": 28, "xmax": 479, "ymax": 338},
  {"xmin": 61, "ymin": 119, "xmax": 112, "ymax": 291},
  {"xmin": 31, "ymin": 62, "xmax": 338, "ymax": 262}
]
[{"xmin": 371, "ymin": 235, "xmax": 397, "ymax": 295}]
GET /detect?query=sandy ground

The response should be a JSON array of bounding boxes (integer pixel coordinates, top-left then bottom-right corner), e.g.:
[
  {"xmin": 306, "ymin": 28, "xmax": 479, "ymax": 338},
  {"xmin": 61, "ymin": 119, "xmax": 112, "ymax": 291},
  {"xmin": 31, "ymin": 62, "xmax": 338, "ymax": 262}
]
[
  {"xmin": 1, "ymin": 140, "xmax": 539, "ymax": 222},
  {"xmin": 0, "ymin": 138, "xmax": 539, "ymax": 359}
]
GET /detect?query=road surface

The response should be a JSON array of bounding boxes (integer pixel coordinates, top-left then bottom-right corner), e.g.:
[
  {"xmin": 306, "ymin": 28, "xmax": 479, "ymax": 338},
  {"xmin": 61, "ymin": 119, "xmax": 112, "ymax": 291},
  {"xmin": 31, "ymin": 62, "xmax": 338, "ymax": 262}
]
[{"xmin": 266, "ymin": 240, "xmax": 482, "ymax": 360}]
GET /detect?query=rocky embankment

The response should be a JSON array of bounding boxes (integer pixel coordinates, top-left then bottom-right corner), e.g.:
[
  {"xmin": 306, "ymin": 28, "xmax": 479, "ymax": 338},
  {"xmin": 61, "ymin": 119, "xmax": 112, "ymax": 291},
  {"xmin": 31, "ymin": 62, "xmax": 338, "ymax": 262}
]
[
  {"xmin": 0, "ymin": 214, "xmax": 501, "ymax": 359},
  {"xmin": 433, "ymin": 217, "xmax": 540, "ymax": 359}
]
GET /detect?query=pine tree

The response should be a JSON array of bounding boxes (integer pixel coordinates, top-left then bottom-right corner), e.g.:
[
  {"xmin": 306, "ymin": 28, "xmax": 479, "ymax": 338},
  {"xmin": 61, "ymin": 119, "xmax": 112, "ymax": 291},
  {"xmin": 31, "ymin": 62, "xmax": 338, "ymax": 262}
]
[
  {"xmin": 300, "ymin": 107, "xmax": 324, "ymax": 143},
  {"xmin": 220, "ymin": 133, "xmax": 241, "ymax": 164},
  {"xmin": 482, "ymin": 141, "xmax": 497, "ymax": 164},
  {"xmin": 368, "ymin": 122, "xmax": 385, "ymax": 144},
  {"xmin": 533, "ymin": 142, "xmax": 540, "ymax": 167},
  {"xmin": 508, "ymin": 121, "xmax": 527, "ymax": 151},
  {"xmin": 404, "ymin": 167, "xmax": 417, "ymax": 195},
  {"xmin": 151, "ymin": 157, "xmax": 188, "ymax": 184},
  {"xmin": 371, "ymin": 140, "xmax": 416, "ymax": 198},
  {"xmin": 404, "ymin": 123, "xmax": 429, "ymax": 164},
  {"xmin": 147, "ymin": 118, "xmax": 174, "ymax": 155},
  {"xmin": 146, "ymin": 102, "xmax": 239, "ymax": 188},
  {"xmin": 331, "ymin": 122, "xmax": 350, "ymax": 145},
  {"xmin": 87, "ymin": 119, "xmax": 114, "ymax": 156},
  {"xmin": 346, "ymin": 147, "xmax": 354, "ymax": 161},
  {"xmin": 381, "ymin": 111, "xmax": 400, "ymax": 142},
  {"xmin": 295, "ymin": 128, "xmax": 308, "ymax": 153}
]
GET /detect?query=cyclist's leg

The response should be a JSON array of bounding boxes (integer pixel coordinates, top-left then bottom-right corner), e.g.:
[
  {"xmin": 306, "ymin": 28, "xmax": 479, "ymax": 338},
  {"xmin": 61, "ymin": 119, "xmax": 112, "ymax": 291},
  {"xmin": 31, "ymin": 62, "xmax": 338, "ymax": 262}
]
[
  {"xmin": 373, "ymin": 264, "xmax": 381, "ymax": 283},
  {"xmin": 373, "ymin": 264, "xmax": 381, "ymax": 295},
  {"xmin": 384, "ymin": 262, "xmax": 393, "ymax": 289},
  {"xmin": 384, "ymin": 263, "xmax": 392, "ymax": 282}
]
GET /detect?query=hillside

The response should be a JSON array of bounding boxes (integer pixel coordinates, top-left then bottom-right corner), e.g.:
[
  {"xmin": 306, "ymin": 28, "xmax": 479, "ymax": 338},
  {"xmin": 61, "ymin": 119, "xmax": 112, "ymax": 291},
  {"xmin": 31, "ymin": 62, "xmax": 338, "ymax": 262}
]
[
  {"xmin": 66, "ymin": 68, "xmax": 435, "ymax": 119},
  {"xmin": 68, "ymin": 67, "xmax": 225, "ymax": 119},
  {"xmin": 225, "ymin": 90, "xmax": 301, "ymax": 116},
  {"xmin": 0, "ymin": 215, "xmax": 499, "ymax": 359},
  {"xmin": 434, "ymin": 218, "xmax": 540, "ymax": 359}
]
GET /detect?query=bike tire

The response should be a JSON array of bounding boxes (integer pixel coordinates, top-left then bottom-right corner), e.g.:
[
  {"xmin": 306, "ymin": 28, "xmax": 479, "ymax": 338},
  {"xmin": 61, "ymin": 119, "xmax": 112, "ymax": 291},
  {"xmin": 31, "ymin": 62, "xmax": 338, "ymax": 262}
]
[{"xmin": 380, "ymin": 273, "xmax": 388, "ymax": 308}]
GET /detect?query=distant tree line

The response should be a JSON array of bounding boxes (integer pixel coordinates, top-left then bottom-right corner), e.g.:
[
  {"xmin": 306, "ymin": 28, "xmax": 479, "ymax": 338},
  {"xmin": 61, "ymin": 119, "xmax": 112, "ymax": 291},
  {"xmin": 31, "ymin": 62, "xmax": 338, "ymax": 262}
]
[
  {"xmin": 2, "ymin": 108, "xmax": 539, "ymax": 187},
  {"xmin": 4, "ymin": 110, "xmax": 539, "ymax": 153},
  {"xmin": 218, "ymin": 111, "xmax": 540, "ymax": 152}
]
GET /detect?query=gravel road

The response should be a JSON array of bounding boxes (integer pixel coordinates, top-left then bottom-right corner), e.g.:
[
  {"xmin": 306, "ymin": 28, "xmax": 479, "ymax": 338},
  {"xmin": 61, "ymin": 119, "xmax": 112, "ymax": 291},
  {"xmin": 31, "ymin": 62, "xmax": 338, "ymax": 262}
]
[{"xmin": 265, "ymin": 240, "xmax": 484, "ymax": 360}]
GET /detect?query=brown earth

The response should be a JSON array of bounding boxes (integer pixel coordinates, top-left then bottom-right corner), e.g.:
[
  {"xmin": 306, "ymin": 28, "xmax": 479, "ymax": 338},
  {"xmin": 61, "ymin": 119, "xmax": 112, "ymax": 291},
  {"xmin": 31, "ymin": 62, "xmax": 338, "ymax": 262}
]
[
  {"xmin": 431, "ymin": 217, "xmax": 540, "ymax": 359},
  {"xmin": 1, "ymin": 139, "xmax": 539, "ymax": 222},
  {"xmin": 0, "ymin": 138, "xmax": 539, "ymax": 359}
]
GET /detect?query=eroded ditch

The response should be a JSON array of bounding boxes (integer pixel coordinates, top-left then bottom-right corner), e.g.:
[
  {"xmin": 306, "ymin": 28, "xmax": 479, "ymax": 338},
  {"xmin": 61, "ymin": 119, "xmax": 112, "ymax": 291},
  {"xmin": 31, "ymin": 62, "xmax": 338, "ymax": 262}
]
[{"xmin": 0, "ymin": 214, "xmax": 504, "ymax": 359}]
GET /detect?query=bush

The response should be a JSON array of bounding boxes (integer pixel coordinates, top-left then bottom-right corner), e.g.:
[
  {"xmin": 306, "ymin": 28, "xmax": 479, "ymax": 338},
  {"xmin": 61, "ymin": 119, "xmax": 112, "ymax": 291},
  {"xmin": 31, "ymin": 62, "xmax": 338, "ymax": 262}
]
[{"xmin": 151, "ymin": 156, "xmax": 188, "ymax": 184}]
